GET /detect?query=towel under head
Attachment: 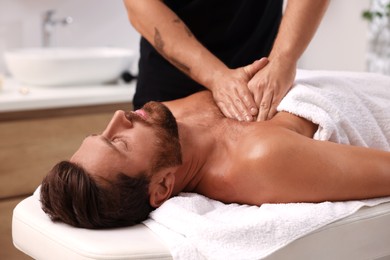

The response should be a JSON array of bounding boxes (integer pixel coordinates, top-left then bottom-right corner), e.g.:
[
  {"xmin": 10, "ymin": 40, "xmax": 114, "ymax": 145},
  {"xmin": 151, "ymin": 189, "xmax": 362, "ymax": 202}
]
[{"xmin": 145, "ymin": 70, "xmax": 390, "ymax": 260}]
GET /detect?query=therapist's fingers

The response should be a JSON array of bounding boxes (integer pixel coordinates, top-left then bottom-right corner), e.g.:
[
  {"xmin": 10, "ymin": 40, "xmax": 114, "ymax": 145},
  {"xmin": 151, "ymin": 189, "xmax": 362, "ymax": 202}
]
[
  {"xmin": 236, "ymin": 88, "xmax": 257, "ymax": 121},
  {"xmin": 257, "ymin": 91, "xmax": 275, "ymax": 121},
  {"xmin": 213, "ymin": 86, "xmax": 248, "ymax": 121},
  {"xmin": 268, "ymin": 93, "xmax": 281, "ymax": 120},
  {"xmin": 215, "ymin": 90, "xmax": 247, "ymax": 121},
  {"xmin": 249, "ymin": 59, "xmax": 296, "ymax": 121},
  {"xmin": 230, "ymin": 100, "xmax": 245, "ymax": 121},
  {"xmin": 217, "ymin": 101, "xmax": 234, "ymax": 119},
  {"xmin": 256, "ymin": 85, "xmax": 290, "ymax": 121},
  {"xmin": 212, "ymin": 58, "xmax": 269, "ymax": 121},
  {"xmin": 230, "ymin": 58, "xmax": 269, "ymax": 120},
  {"xmin": 221, "ymin": 96, "xmax": 242, "ymax": 121},
  {"xmin": 241, "ymin": 58, "xmax": 269, "ymax": 117}
]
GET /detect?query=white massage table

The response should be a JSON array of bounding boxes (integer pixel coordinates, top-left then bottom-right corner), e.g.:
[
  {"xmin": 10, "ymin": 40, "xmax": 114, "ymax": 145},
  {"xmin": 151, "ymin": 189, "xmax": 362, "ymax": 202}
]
[{"xmin": 12, "ymin": 188, "xmax": 390, "ymax": 260}]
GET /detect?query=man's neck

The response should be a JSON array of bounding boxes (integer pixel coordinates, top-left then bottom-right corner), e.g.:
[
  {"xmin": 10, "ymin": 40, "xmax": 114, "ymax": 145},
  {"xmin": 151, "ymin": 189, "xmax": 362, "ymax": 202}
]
[
  {"xmin": 171, "ymin": 115, "xmax": 233, "ymax": 195},
  {"xmin": 163, "ymin": 91, "xmax": 228, "ymax": 195}
]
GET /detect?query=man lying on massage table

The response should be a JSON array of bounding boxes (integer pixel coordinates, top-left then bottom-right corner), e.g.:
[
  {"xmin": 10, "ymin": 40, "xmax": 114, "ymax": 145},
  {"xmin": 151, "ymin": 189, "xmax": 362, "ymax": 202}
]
[{"xmin": 40, "ymin": 60, "xmax": 390, "ymax": 229}]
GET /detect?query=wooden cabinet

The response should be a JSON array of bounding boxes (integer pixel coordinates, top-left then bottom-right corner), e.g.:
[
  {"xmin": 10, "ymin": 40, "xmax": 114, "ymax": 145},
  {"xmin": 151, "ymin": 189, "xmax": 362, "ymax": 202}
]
[{"xmin": 0, "ymin": 102, "xmax": 131, "ymax": 259}]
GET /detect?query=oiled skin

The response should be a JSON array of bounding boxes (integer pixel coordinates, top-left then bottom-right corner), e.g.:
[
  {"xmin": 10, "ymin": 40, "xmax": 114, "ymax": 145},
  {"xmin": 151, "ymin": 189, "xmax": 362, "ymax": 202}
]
[{"xmin": 165, "ymin": 91, "xmax": 390, "ymax": 205}]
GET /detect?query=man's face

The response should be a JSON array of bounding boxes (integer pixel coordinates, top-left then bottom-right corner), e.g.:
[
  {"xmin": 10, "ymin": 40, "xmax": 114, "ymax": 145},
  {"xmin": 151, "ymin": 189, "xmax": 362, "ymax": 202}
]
[{"xmin": 71, "ymin": 102, "xmax": 182, "ymax": 181}]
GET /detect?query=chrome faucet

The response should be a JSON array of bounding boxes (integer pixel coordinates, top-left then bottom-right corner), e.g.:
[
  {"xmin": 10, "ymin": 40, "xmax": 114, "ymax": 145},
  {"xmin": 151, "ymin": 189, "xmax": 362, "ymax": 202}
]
[{"xmin": 42, "ymin": 10, "xmax": 73, "ymax": 47}]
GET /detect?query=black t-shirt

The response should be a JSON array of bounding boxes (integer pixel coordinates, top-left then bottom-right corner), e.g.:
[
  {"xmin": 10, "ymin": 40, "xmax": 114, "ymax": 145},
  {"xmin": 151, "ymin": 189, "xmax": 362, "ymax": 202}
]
[{"xmin": 134, "ymin": 0, "xmax": 283, "ymax": 109}]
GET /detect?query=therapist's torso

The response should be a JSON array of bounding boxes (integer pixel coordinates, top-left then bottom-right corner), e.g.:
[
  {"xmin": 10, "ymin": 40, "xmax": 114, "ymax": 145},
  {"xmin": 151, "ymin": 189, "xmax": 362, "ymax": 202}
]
[{"xmin": 134, "ymin": 0, "xmax": 283, "ymax": 109}]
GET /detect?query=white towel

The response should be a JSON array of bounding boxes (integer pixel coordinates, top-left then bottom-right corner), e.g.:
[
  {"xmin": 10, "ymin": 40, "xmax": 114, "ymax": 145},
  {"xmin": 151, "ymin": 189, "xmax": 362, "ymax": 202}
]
[
  {"xmin": 145, "ymin": 194, "xmax": 390, "ymax": 260},
  {"xmin": 279, "ymin": 69, "xmax": 390, "ymax": 149},
  {"xmin": 144, "ymin": 70, "xmax": 390, "ymax": 260}
]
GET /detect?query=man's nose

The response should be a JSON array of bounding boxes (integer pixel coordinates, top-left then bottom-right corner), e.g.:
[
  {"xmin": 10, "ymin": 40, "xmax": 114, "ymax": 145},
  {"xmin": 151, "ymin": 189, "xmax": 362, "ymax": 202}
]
[{"xmin": 102, "ymin": 110, "xmax": 132, "ymax": 137}]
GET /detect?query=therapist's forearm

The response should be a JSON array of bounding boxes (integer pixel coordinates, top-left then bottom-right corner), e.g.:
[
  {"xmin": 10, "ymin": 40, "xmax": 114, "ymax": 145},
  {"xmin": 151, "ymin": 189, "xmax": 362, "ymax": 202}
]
[
  {"xmin": 123, "ymin": 0, "xmax": 228, "ymax": 91},
  {"xmin": 269, "ymin": 0, "xmax": 330, "ymax": 65}
]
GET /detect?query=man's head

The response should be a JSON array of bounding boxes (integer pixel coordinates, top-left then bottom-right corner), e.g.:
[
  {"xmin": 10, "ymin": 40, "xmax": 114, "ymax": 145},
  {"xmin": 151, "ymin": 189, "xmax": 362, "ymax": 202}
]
[{"xmin": 40, "ymin": 101, "xmax": 182, "ymax": 228}]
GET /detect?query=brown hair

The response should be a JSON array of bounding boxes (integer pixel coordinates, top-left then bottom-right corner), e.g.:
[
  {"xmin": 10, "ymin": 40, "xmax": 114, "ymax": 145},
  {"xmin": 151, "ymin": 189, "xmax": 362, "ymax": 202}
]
[{"xmin": 40, "ymin": 161, "xmax": 153, "ymax": 229}]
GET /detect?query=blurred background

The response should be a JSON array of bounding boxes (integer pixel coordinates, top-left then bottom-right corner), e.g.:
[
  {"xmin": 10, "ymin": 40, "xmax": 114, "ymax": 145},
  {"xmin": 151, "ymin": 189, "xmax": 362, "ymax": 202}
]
[{"xmin": 0, "ymin": 0, "xmax": 375, "ymax": 75}]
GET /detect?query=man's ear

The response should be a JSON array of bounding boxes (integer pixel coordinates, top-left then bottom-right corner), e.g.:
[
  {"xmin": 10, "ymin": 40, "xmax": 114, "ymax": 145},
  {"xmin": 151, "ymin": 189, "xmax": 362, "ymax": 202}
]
[{"xmin": 149, "ymin": 170, "xmax": 175, "ymax": 208}]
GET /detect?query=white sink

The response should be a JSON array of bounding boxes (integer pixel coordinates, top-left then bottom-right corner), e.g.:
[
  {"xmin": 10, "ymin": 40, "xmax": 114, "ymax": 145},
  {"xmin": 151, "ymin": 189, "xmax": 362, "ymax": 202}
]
[{"xmin": 4, "ymin": 47, "xmax": 135, "ymax": 86}]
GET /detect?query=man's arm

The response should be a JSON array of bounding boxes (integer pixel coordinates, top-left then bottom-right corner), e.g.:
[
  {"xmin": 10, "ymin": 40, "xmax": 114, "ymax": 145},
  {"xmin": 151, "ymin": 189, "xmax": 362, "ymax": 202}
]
[
  {"xmin": 230, "ymin": 127, "xmax": 390, "ymax": 205},
  {"xmin": 248, "ymin": 0, "xmax": 330, "ymax": 121},
  {"xmin": 123, "ymin": 0, "xmax": 260, "ymax": 122}
]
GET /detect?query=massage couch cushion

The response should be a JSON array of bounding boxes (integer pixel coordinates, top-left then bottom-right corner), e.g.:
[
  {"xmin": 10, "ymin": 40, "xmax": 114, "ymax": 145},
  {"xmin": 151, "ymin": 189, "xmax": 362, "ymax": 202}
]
[{"xmin": 12, "ymin": 188, "xmax": 390, "ymax": 260}]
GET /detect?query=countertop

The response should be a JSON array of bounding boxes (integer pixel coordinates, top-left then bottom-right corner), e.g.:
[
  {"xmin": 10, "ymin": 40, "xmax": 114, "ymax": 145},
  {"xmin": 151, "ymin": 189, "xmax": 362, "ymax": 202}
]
[{"xmin": 0, "ymin": 77, "xmax": 135, "ymax": 113}]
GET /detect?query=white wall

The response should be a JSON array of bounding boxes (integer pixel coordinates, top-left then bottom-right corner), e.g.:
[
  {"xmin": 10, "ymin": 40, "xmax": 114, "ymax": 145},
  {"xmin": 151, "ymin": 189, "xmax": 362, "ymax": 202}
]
[
  {"xmin": 0, "ymin": 0, "xmax": 371, "ymax": 74},
  {"xmin": 299, "ymin": 0, "xmax": 371, "ymax": 71}
]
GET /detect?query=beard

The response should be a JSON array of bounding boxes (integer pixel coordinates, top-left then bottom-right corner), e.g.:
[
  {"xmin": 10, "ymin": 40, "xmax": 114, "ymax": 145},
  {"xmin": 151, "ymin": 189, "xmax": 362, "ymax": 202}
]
[{"xmin": 139, "ymin": 101, "xmax": 182, "ymax": 173}]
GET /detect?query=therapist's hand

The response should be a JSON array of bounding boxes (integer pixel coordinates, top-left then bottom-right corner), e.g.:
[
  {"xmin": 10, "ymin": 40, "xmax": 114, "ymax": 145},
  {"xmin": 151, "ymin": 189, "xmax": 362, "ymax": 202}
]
[
  {"xmin": 211, "ymin": 58, "xmax": 268, "ymax": 121},
  {"xmin": 248, "ymin": 58, "xmax": 296, "ymax": 121}
]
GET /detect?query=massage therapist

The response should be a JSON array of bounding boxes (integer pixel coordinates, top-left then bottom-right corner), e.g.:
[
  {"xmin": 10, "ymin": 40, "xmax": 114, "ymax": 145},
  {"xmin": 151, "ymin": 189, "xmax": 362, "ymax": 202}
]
[{"xmin": 123, "ymin": 0, "xmax": 329, "ymax": 121}]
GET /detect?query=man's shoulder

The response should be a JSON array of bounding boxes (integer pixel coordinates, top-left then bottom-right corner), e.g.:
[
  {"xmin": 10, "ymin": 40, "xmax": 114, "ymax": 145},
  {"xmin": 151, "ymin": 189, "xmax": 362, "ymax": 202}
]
[{"xmin": 229, "ymin": 123, "xmax": 311, "ymax": 168}]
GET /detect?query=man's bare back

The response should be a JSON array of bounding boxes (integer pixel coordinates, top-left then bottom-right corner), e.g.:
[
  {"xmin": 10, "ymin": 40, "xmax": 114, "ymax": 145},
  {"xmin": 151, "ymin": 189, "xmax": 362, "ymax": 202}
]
[{"xmin": 164, "ymin": 91, "xmax": 390, "ymax": 205}]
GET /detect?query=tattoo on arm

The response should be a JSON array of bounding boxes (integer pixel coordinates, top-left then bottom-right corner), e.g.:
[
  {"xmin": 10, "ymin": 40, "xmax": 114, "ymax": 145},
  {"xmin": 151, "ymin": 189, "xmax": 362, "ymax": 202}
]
[
  {"xmin": 173, "ymin": 17, "xmax": 193, "ymax": 37},
  {"xmin": 153, "ymin": 27, "xmax": 191, "ymax": 74},
  {"xmin": 154, "ymin": 27, "xmax": 165, "ymax": 52}
]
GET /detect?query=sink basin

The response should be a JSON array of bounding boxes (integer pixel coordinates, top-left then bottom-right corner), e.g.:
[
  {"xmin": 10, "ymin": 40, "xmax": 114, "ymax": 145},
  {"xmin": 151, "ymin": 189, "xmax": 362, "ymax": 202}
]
[{"xmin": 4, "ymin": 47, "xmax": 135, "ymax": 86}]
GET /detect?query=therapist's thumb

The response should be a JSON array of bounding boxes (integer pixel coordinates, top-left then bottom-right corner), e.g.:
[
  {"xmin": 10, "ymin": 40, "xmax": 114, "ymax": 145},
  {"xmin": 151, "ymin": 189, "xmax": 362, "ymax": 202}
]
[{"xmin": 244, "ymin": 57, "xmax": 269, "ymax": 78}]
